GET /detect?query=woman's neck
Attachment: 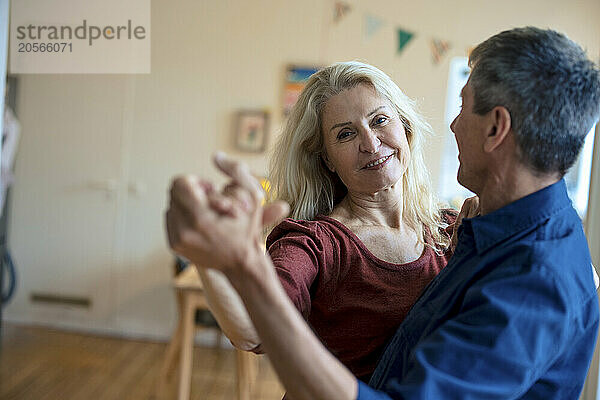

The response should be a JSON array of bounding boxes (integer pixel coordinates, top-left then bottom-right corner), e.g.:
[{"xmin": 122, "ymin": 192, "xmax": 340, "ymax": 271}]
[{"xmin": 332, "ymin": 184, "xmax": 404, "ymax": 229}]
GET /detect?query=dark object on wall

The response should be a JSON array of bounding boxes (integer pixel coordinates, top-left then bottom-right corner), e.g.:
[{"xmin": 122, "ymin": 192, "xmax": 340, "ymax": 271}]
[
  {"xmin": 1, "ymin": 237, "xmax": 16, "ymax": 305},
  {"xmin": 0, "ymin": 189, "xmax": 14, "ymax": 307},
  {"xmin": 30, "ymin": 292, "xmax": 89, "ymax": 308}
]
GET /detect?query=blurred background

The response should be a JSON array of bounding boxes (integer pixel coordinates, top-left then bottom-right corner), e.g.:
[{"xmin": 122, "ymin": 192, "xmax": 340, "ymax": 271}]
[{"xmin": 1, "ymin": 0, "xmax": 600, "ymax": 399}]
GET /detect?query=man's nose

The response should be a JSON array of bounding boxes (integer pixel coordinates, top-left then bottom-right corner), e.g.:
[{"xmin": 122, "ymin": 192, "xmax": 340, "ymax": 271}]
[{"xmin": 450, "ymin": 116, "xmax": 458, "ymax": 134}]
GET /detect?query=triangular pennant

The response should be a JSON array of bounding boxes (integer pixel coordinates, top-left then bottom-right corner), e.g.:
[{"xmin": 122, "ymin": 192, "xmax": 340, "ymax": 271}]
[
  {"xmin": 430, "ymin": 38, "xmax": 451, "ymax": 65},
  {"xmin": 364, "ymin": 14, "xmax": 384, "ymax": 39},
  {"xmin": 334, "ymin": 1, "xmax": 351, "ymax": 23},
  {"xmin": 396, "ymin": 28, "xmax": 414, "ymax": 54}
]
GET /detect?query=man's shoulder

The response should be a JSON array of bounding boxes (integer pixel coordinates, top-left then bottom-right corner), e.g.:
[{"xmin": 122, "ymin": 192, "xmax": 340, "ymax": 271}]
[
  {"xmin": 481, "ymin": 212, "xmax": 597, "ymax": 318},
  {"xmin": 486, "ymin": 203, "xmax": 587, "ymax": 262},
  {"xmin": 527, "ymin": 207, "xmax": 590, "ymax": 273},
  {"xmin": 495, "ymin": 209, "xmax": 589, "ymax": 268}
]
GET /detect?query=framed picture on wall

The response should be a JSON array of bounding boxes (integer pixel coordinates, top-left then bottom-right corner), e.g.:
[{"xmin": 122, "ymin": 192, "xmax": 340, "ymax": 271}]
[
  {"xmin": 234, "ymin": 110, "xmax": 269, "ymax": 153},
  {"xmin": 283, "ymin": 65, "xmax": 320, "ymax": 115}
]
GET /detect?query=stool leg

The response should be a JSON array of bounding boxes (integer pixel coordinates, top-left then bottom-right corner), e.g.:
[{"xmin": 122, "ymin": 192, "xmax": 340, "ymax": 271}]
[
  {"xmin": 178, "ymin": 295, "xmax": 196, "ymax": 400},
  {"xmin": 162, "ymin": 316, "xmax": 184, "ymax": 376},
  {"xmin": 236, "ymin": 349, "xmax": 258, "ymax": 400},
  {"xmin": 156, "ymin": 289, "xmax": 186, "ymax": 399},
  {"xmin": 155, "ymin": 316, "xmax": 183, "ymax": 398}
]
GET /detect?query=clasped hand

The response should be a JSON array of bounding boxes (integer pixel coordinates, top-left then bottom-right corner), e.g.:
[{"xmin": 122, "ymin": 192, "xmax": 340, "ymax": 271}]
[{"xmin": 165, "ymin": 152, "xmax": 289, "ymax": 278}]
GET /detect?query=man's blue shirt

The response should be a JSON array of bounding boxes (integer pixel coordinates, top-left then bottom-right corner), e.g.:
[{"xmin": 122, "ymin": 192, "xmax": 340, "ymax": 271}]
[{"xmin": 358, "ymin": 180, "xmax": 599, "ymax": 399}]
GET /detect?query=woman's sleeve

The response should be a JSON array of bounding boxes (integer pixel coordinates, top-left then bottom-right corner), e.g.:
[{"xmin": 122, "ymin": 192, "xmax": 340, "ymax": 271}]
[{"xmin": 268, "ymin": 221, "xmax": 331, "ymax": 319}]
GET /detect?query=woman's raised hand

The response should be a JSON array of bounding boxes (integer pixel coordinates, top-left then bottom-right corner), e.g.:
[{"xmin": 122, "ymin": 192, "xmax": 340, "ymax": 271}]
[
  {"xmin": 165, "ymin": 152, "xmax": 289, "ymax": 277},
  {"xmin": 450, "ymin": 196, "xmax": 480, "ymax": 252}
]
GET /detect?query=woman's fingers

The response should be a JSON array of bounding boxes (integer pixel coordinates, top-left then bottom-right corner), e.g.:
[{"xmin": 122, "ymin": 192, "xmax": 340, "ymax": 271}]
[
  {"xmin": 450, "ymin": 227, "xmax": 459, "ymax": 253},
  {"xmin": 207, "ymin": 192, "xmax": 237, "ymax": 216},
  {"xmin": 450, "ymin": 196, "xmax": 480, "ymax": 252},
  {"xmin": 166, "ymin": 163, "xmax": 270, "ymax": 273},
  {"xmin": 222, "ymin": 183, "xmax": 253, "ymax": 212},
  {"xmin": 457, "ymin": 196, "xmax": 479, "ymax": 223},
  {"xmin": 462, "ymin": 196, "xmax": 480, "ymax": 219},
  {"xmin": 213, "ymin": 152, "xmax": 265, "ymax": 204}
]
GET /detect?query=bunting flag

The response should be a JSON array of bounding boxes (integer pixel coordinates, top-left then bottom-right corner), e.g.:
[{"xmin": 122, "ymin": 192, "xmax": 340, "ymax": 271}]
[
  {"xmin": 334, "ymin": 1, "xmax": 352, "ymax": 23},
  {"xmin": 364, "ymin": 14, "xmax": 384, "ymax": 39},
  {"xmin": 396, "ymin": 28, "xmax": 414, "ymax": 55},
  {"xmin": 430, "ymin": 38, "xmax": 451, "ymax": 65}
]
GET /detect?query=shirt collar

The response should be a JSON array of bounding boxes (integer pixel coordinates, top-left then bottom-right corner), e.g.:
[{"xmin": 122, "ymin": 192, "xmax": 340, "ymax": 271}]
[{"xmin": 461, "ymin": 179, "xmax": 573, "ymax": 255}]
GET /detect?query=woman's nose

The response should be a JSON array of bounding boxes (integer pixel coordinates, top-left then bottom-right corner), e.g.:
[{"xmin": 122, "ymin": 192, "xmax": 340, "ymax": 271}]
[{"xmin": 359, "ymin": 129, "xmax": 381, "ymax": 153}]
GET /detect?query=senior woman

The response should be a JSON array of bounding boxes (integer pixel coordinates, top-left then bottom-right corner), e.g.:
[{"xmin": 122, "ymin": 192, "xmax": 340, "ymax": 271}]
[{"xmin": 167, "ymin": 61, "xmax": 465, "ymax": 384}]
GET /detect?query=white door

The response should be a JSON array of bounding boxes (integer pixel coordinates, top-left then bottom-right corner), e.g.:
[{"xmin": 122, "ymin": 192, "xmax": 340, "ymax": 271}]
[{"xmin": 6, "ymin": 75, "xmax": 128, "ymax": 331}]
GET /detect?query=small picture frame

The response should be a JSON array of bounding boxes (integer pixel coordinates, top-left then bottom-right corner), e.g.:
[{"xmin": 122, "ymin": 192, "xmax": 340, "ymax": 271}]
[
  {"xmin": 283, "ymin": 65, "xmax": 320, "ymax": 115},
  {"xmin": 234, "ymin": 110, "xmax": 269, "ymax": 153}
]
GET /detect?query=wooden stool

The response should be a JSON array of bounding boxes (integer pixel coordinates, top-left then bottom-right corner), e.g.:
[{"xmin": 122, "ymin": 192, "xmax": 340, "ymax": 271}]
[{"xmin": 156, "ymin": 265, "xmax": 258, "ymax": 400}]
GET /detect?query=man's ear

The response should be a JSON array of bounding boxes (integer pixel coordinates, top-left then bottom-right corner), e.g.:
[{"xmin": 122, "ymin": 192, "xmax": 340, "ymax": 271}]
[
  {"xmin": 321, "ymin": 152, "xmax": 335, "ymax": 172},
  {"xmin": 483, "ymin": 106, "xmax": 511, "ymax": 153}
]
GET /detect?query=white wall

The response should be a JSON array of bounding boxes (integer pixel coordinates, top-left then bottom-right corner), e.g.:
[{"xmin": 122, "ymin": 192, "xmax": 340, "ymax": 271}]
[{"xmin": 5, "ymin": 0, "xmax": 600, "ymax": 343}]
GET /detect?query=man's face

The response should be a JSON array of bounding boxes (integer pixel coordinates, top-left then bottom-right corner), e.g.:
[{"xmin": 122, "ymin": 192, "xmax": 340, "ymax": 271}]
[{"xmin": 450, "ymin": 79, "xmax": 489, "ymax": 194}]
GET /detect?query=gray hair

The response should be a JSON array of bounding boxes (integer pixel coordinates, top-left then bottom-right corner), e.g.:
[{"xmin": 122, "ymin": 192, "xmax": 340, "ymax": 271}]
[{"xmin": 469, "ymin": 27, "xmax": 600, "ymax": 175}]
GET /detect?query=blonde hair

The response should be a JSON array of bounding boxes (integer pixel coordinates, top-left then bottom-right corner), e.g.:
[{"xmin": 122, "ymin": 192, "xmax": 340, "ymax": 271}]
[{"xmin": 269, "ymin": 61, "xmax": 450, "ymax": 252}]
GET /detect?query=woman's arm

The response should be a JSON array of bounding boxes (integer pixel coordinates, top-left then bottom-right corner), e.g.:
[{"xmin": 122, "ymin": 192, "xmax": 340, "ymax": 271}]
[
  {"xmin": 191, "ymin": 181, "xmax": 264, "ymax": 351},
  {"xmin": 199, "ymin": 248, "xmax": 355, "ymax": 398},
  {"xmin": 196, "ymin": 187, "xmax": 318, "ymax": 353},
  {"xmin": 196, "ymin": 266, "xmax": 262, "ymax": 352},
  {"xmin": 228, "ymin": 246, "xmax": 358, "ymax": 400},
  {"xmin": 166, "ymin": 153, "xmax": 358, "ymax": 400}
]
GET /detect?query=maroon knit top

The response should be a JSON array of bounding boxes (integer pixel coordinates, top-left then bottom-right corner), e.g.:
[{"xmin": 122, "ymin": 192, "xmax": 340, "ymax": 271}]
[{"xmin": 266, "ymin": 212, "xmax": 456, "ymax": 382}]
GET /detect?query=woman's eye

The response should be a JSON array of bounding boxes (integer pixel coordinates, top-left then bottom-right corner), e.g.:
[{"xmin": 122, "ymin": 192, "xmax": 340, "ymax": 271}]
[
  {"xmin": 373, "ymin": 116, "xmax": 388, "ymax": 125},
  {"xmin": 337, "ymin": 130, "xmax": 353, "ymax": 140}
]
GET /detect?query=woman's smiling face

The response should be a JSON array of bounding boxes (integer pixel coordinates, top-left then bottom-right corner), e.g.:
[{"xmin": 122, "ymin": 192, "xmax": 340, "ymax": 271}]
[{"xmin": 320, "ymin": 83, "xmax": 410, "ymax": 196}]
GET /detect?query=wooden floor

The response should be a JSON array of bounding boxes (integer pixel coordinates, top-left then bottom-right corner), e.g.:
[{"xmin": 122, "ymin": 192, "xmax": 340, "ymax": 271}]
[{"xmin": 0, "ymin": 323, "xmax": 285, "ymax": 400}]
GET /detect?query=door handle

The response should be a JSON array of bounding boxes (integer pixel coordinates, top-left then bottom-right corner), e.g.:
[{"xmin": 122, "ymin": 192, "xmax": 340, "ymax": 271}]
[{"xmin": 86, "ymin": 179, "xmax": 118, "ymax": 193}]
